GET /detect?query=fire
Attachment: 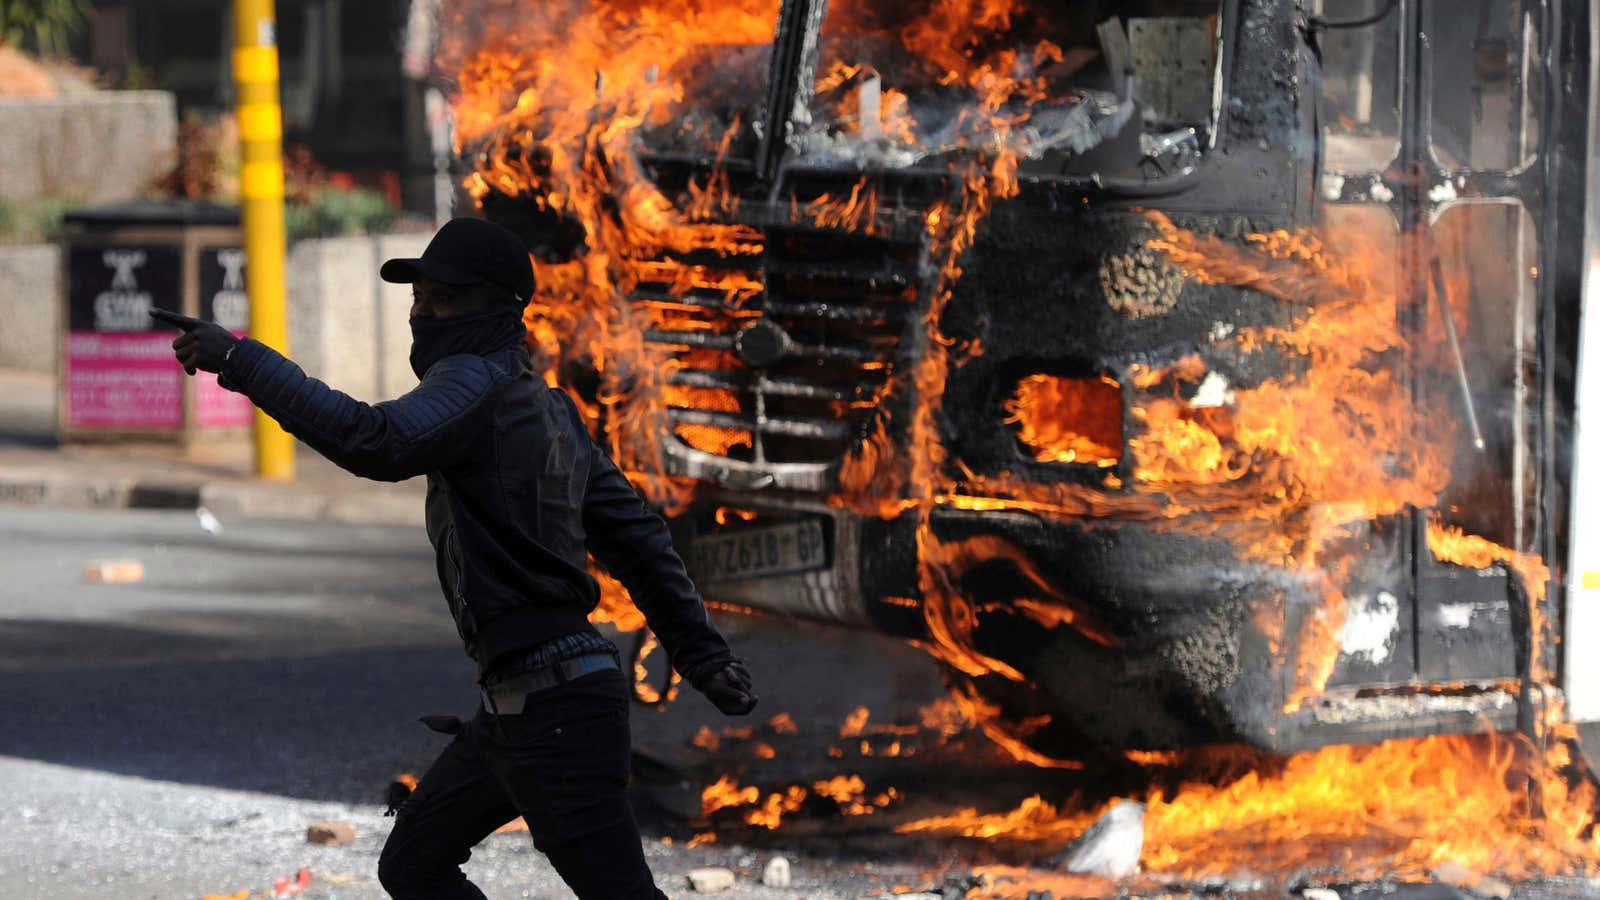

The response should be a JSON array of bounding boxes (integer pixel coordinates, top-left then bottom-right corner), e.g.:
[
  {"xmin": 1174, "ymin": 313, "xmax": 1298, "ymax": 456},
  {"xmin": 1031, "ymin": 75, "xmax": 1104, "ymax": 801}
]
[
  {"xmin": 900, "ymin": 732, "xmax": 1600, "ymax": 886},
  {"xmin": 701, "ymin": 775, "xmax": 760, "ymax": 817},
  {"xmin": 439, "ymin": 0, "xmax": 1564, "ymax": 859},
  {"xmin": 699, "ymin": 773, "xmax": 901, "ymax": 830},
  {"xmin": 1005, "ymin": 374, "xmax": 1122, "ymax": 467}
]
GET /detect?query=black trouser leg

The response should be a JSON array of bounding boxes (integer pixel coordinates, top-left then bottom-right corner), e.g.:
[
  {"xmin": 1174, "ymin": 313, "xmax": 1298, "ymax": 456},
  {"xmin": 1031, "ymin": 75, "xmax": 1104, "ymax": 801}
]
[
  {"xmin": 544, "ymin": 816, "xmax": 671, "ymax": 900},
  {"xmin": 482, "ymin": 667, "xmax": 667, "ymax": 900},
  {"xmin": 377, "ymin": 728, "xmax": 517, "ymax": 900},
  {"xmin": 380, "ymin": 668, "xmax": 666, "ymax": 900}
]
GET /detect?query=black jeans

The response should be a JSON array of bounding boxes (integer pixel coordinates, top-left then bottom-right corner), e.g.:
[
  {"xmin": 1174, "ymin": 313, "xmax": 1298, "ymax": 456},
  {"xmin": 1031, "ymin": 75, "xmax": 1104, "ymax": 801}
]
[{"xmin": 378, "ymin": 668, "xmax": 668, "ymax": 899}]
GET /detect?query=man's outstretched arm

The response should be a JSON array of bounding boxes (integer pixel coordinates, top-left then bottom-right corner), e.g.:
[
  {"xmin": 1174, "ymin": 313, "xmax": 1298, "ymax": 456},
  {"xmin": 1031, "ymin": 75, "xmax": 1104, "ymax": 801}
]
[
  {"xmin": 155, "ymin": 312, "xmax": 499, "ymax": 482},
  {"xmin": 220, "ymin": 339, "xmax": 502, "ymax": 481}
]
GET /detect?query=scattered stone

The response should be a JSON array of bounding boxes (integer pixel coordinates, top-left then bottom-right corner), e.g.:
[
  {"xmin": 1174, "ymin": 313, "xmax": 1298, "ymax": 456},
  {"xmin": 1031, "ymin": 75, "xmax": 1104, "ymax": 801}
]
[
  {"xmin": 762, "ymin": 856, "xmax": 791, "ymax": 887},
  {"xmin": 82, "ymin": 560, "xmax": 144, "ymax": 584},
  {"xmin": 305, "ymin": 820, "xmax": 356, "ymax": 846},
  {"xmin": 687, "ymin": 867, "xmax": 736, "ymax": 892},
  {"xmin": 1052, "ymin": 799, "xmax": 1146, "ymax": 879}
]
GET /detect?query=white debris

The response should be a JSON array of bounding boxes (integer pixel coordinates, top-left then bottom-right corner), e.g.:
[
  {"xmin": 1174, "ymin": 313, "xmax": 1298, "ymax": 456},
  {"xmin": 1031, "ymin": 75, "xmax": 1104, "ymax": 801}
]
[
  {"xmin": 1301, "ymin": 889, "xmax": 1342, "ymax": 900},
  {"xmin": 1438, "ymin": 603, "xmax": 1476, "ymax": 629},
  {"xmin": 687, "ymin": 867, "xmax": 736, "ymax": 893},
  {"xmin": 196, "ymin": 506, "xmax": 222, "ymax": 535},
  {"xmin": 1189, "ymin": 371, "xmax": 1234, "ymax": 408},
  {"xmin": 1209, "ymin": 321, "xmax": 1235, "ymax": 343},
  {"xmin": 1369, "ymin": 179, "xmax": 1395, "ymax": 203},
  {"xmin": 1338, "ymin": 591, "xmax": 1399, "ymax": 665},
  {"xmin": 1429, "ymin": 179, "xmax": 1459, "ymax": 204},
  {"xmin": 1055, "ymin": 799, "xmax": 1145, "ymax": 879},
  {"xmin": 761, "ymin": 856, "xmax": 791, "ymax": 888},
  {"xmin": 1321, "ymin": 173, "xmax": 1345, "ymax": 201}
]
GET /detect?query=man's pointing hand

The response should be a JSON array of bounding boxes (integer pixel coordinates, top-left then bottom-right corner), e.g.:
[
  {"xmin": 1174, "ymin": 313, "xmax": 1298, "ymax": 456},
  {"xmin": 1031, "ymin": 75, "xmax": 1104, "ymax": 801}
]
[{"xmin": 150, "ymin": 309, "xmax": 239, "ymax": 376}]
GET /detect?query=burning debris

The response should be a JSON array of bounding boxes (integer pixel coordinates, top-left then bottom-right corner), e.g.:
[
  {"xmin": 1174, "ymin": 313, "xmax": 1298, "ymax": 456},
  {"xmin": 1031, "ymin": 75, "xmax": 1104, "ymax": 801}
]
[{"xmin": 420, "ymin": 0, "xmax": 1595, "ymax": 890}]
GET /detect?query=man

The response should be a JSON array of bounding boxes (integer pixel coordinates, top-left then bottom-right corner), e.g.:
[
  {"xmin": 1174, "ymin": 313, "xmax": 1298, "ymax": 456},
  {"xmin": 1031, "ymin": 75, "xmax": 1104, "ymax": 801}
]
[{"xmin": 152, "ymin": 217, "xmax": 756, "ymax": 899}]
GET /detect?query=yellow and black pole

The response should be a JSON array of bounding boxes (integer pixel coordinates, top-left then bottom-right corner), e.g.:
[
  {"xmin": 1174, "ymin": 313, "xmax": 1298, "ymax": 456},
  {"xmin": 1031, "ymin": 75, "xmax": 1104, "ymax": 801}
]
[{"xmin": 232, "ymin": 0, "xmax": 294, "ymax": 480}]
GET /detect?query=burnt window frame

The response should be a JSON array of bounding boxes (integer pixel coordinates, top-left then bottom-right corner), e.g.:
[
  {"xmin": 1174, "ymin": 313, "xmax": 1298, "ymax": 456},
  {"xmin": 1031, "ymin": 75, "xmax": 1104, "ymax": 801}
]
[
  {"xmin": 1313, "ymin": 0, "xmax": 1566, "ymax": 680},
  {"xmin": 748, "ymin": 0, "xmax": 1235, "ymax": 192}
]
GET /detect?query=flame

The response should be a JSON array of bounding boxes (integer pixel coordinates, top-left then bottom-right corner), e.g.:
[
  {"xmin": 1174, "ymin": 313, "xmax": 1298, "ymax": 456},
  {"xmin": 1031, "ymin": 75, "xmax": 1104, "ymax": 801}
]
[
  {"xmin": 699, "ymin": 773, "xmax": 900, "ymax": 830},
  {"xmin": 441, "ymin": 0, "xmax": 1555, "ymax": 793},
  {"xmin": 630, "ymin": 629, "xmax": 680, "ymax": 704},
  {"xmin": 768, "ymin": 713, "xmax": 800, "ymax": 734},
  {"xmin": 1005, "ymin": 374, "xmax": 1123, "ymax": 467},
  {"xmin": 839, "ymin": 706, "xmax": 871, "ymax": 739},
  {"xmin": 901, "ymin": 732, "xmax": 1600, "ymax": 886},
  {"xmin": 701, "ymin": 775, "xmax": 760, "ymax": 817},
  {"xmin": 589, "ymin": 566, "xmax": 645, "ymax": 632}
]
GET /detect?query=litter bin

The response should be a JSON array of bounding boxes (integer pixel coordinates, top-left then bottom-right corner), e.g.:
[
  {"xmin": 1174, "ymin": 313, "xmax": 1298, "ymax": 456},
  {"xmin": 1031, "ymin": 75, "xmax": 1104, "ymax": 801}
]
[{"xmin": 58, "ymin": 201, "xmax": 253, "ymax": 442}]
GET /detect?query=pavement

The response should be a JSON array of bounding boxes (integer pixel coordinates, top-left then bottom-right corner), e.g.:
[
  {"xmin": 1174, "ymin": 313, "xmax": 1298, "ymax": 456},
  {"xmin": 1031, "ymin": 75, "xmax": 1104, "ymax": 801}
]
[
  {"xmin": 0, "ymin": 506, "xmax": 933, "ymax": 899},
  {"xmin": 0, "ymin": 368, "xmax": 426, "ymax": 527}
]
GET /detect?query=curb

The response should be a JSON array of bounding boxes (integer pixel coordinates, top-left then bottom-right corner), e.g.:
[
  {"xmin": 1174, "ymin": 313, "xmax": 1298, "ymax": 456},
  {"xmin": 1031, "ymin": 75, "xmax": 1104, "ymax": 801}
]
[{"xmin": 0, "ymin": 470, "xmax": 423, "ymax": 527}]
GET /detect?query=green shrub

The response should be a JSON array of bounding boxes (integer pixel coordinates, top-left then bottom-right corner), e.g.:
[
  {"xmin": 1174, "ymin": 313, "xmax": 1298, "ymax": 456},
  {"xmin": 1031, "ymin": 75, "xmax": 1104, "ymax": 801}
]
[
  {"xmin": 0, "ymin": 0, "xmax": 89, "ymax": 56},
  {"xmin": 0, "ymin": 196, "xmax": 70, "ymax": 244},
  {"xmin": 287, "ymin": 186, "xmax": 397, "ymax": 241}
]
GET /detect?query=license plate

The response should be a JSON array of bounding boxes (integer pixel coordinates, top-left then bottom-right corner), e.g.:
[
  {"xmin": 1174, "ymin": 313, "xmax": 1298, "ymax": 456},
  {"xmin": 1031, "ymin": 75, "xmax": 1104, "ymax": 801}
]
[{"xmin": 690, "ymin": 519, "xmax": 828, "ymax": 583}]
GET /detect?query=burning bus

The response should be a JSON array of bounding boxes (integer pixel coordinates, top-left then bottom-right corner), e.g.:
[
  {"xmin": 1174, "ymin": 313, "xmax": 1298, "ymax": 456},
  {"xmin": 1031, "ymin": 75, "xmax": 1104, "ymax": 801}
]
[{"xmin": 434, "ymin": 0, "xmax": 1594, "ymax": 760}]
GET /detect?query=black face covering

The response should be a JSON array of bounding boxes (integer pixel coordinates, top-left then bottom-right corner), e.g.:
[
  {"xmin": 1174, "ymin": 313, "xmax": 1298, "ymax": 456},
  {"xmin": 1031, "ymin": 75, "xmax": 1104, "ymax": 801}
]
[{"xmin": 409, "ymin": 307, "xmax": 528, "ymax": 379}]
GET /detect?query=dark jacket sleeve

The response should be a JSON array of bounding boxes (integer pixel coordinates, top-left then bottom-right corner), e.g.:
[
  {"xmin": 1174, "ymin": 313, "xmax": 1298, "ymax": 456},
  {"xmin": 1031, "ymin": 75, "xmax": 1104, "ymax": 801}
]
[
  {"xmin": 219, "ymin": 338, "xmax": 501, "ymax": 482},
  {"xmin": 581, "ymin": 444, "xmax": 734, "ymax": 684}
]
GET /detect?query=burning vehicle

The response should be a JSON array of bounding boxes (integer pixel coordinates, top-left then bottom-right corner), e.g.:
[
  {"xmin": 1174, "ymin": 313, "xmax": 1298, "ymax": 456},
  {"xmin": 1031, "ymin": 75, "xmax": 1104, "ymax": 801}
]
[{"xmin": 432, "ymin": 0, "xmax": 1592, "ymax": 764}]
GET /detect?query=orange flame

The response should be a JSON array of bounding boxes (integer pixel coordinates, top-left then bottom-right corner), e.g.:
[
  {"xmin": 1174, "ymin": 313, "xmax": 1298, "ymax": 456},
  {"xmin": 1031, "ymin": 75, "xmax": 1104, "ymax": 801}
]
[
  {"xmin": 1005, "ymin": 374, "xmax": 1123, "ymax": 467},
  {"xmin": 902, "ymin": 732, "xmax": 1600, "ymax": 886}
]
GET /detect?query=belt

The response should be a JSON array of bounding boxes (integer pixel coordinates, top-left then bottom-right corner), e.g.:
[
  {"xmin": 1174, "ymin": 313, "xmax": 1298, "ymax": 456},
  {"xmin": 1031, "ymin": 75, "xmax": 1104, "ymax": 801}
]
[{"xmin": 481, "ymin": 651, "xmax": 620, "ymax": 715}]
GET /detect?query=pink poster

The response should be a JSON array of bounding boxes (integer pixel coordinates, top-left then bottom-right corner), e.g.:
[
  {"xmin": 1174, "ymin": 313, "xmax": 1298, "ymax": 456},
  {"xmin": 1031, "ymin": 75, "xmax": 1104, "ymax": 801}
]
[{"xmin": 66, "ymin": 332, "xmax": 183, "ymax": 429}]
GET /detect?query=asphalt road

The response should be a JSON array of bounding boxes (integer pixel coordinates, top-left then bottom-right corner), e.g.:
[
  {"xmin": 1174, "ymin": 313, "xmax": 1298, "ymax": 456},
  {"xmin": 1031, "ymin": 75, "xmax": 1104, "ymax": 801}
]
[
  {"xmin": 0, "ymin": 505, "xmax": 475, "ymax": 802},
  {"xmin": 0, "ymin": 506, "xmax": 917, "ymax": 899}
]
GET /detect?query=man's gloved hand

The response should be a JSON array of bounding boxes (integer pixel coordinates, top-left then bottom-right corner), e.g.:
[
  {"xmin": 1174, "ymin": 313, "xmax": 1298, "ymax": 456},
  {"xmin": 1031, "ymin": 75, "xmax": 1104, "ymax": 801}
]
[
  {"xmin": 150, "ymin": 309, "xmax": 239, "ymax": 376},
  {"xmin": 695, "ymin": 659, "xmax": 757, "ymax": 716}
]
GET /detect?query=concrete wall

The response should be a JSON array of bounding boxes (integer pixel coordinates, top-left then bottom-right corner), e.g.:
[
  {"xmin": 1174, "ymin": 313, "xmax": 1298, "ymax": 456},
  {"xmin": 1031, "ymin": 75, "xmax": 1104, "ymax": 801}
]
[
  {"xmin": 0, "ymin": 92, "xmax": 178, "ymax": 206},
  {"xmin": 0, "ymin": 235, "xmax": 428, "ymax": 398},
  {"xmin": 288, "ymin": 233, "xmax": 428, "ymax": 402},
  {"xmin": 0, "ymin": 244, "xmax": 61, "ymax": 373}
]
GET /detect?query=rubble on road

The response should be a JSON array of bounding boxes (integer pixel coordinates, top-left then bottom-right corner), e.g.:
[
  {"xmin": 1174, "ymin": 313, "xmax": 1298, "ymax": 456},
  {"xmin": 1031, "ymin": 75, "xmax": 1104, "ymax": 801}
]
[
  {"xmin": 762, "ymin": 855, "xmax": 791, "ymax": 887},
  {"xmin": 687, "ymin": 866, "xmax": 737, "ymax": 892},
  {"xmin": 306, "ymin": 820, "xmax": 356, "ymax": 846},
  {"xmin": 82, "ymin": 559, "xmax": 144, "ymax": 584}
]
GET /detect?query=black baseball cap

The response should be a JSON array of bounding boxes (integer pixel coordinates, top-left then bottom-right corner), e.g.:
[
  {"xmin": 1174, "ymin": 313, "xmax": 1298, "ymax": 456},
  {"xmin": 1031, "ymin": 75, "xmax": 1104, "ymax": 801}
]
[{"xmin": 380, "ymin": 217, "xmax": 535, "ymax": 305}]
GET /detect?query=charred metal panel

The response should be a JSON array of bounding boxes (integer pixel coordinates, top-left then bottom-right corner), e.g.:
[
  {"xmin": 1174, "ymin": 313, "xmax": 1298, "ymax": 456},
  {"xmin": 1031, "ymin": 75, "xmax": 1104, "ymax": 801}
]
[
  {"xmin": 926, "ymin": 507, "xmax": 1288, "ymax": 751},
  {"xmin": 939, "ymin": 203, "xmax": 1301, "ymax": 492},
  {"xmin": 1325, "ymin": 516, "xmax": 1416, "ymax": 688},
  {"xmin": 1417, "ymin": 565, "xmax": 1519, "ymax": 683}
]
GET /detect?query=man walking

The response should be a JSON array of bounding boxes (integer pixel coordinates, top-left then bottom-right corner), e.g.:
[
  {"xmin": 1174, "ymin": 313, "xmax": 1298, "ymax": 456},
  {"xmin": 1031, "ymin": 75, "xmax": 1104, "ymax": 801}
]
[{"xmin": 153, "ymin": 217, "xmax": 756, "ymax": 899}]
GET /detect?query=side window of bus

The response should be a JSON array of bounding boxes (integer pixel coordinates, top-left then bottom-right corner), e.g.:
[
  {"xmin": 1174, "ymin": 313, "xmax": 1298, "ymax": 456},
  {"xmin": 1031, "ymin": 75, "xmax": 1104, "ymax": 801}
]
[
  {"xmin": 1317, "ymin": 0, "xmax": 1403, "ymax": 174},
  {"xmin": 1425, "ymin": 0, "xmax": 1541, "ymax": 173},
  {"xmin": 1318, "ymin": 0, "xmax": 1542, "ymax": 176}
]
